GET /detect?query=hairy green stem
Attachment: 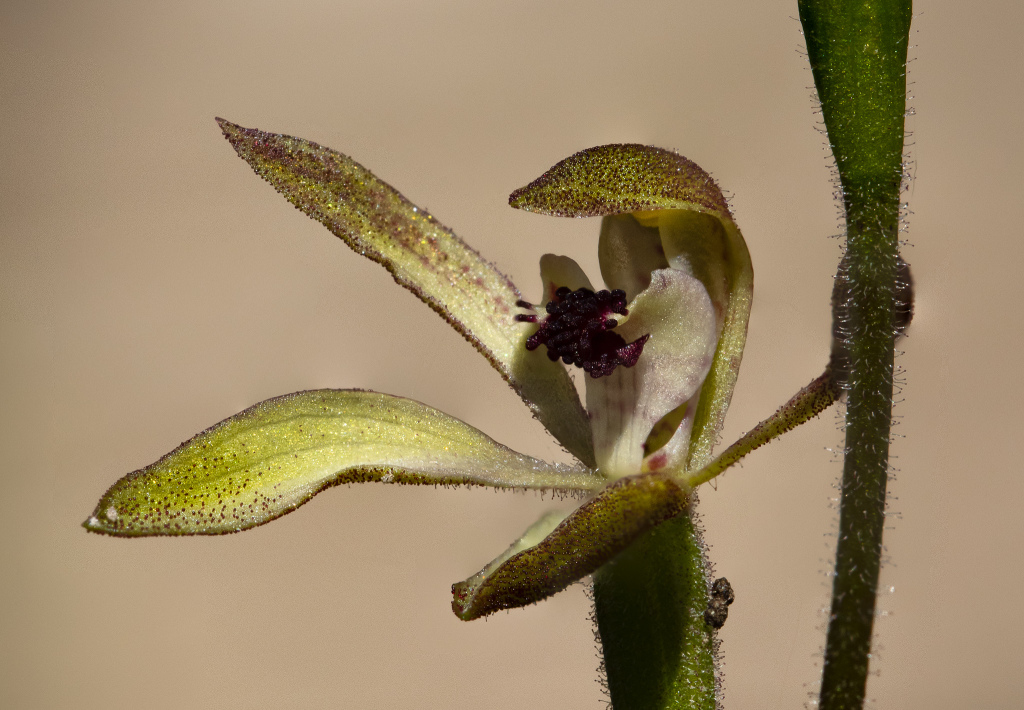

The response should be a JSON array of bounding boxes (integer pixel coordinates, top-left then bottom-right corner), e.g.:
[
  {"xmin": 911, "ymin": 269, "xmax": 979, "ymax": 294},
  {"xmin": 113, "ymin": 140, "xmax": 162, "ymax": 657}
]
[
  {"xmin": 593, "ymin": 513, "xmax": 718, "ymax": 710},
  {"xmin": 592, "ymin": 369, "xmax": 841, "ymax": 709},
  {"xmin": 798, "ymin": 1, "xmax": 912, "ymax": 707}
]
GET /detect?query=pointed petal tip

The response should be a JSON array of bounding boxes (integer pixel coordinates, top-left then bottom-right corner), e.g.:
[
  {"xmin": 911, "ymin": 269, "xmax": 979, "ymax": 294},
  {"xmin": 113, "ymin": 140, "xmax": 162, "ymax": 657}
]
[
  {"xmin": 216, "ymin": 119, "xmax": 268, "ymax": 151},
  {"xmin": 82, "ymin": 512, "xmax": 115, "ymax": 536},
  {"xmin": 216, "ymin": 118, "xmax": 256, "ymax": 148},
  {"xmin": 507, "ymin": 185, "xmax": 533, "ymax": 211}
]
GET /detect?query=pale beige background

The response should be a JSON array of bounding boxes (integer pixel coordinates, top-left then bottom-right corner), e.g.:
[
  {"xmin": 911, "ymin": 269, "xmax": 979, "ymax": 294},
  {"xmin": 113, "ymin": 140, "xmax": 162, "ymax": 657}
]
[{"xmin": 2, "ymin": 0, "xmax": 1021, "ymax": 708}]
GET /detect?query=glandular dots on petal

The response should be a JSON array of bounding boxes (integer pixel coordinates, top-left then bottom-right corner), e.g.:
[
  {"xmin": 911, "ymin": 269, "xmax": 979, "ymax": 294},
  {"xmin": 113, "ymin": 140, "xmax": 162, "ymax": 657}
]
[{"xmin": 516, "ymin": 287, "xmax": 650, "ymax": 378}]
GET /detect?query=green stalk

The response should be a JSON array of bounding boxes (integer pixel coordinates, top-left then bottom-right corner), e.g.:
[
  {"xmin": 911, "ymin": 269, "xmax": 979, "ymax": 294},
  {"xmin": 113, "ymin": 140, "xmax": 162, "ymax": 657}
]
[
  {"xmin": 797, "ymin": 1, "xmax": 912, "ymax": 708},
  {"xmin": 593, "ymin": 513, "xmax": 717, "ymax": 710},
  {"xmin": 591, "ymin": 370, "xmax": 841, "ymax": 708}
]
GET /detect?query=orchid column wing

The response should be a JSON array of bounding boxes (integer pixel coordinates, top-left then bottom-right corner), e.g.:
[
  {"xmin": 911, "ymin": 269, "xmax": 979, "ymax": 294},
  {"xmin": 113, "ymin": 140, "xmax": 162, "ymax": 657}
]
[
  {"xmin": 586, "ymin": 268, "xmax": 717, "ymax": 478},
  {"xmin": 217, "ymin": 120, "xmax": 594, "ymax": 467},
  {"xmin": 83, "ymin": 390, "xmax": 602, "ymax": 537}
]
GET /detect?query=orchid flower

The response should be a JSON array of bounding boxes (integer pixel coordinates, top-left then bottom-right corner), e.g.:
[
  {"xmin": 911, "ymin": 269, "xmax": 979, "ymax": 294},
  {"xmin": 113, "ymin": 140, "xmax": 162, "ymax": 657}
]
[{"xmin": 83, "ymin": 121, "xmax": 756, "ymax": 623}]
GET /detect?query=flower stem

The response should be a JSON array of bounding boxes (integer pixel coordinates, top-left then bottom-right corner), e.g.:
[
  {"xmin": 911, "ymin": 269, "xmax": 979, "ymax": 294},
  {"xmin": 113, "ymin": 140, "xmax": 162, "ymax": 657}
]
[
  {"xmin": 797, "ymin": 1, "xmax": 912, "ymax": 707},
  {"xmin": 593, "ymin": 512, "xmax": 718, "ymax": 710},
  {"xmin": 592, "ymin": 368, "xmax": 842, "ymax": 708}
]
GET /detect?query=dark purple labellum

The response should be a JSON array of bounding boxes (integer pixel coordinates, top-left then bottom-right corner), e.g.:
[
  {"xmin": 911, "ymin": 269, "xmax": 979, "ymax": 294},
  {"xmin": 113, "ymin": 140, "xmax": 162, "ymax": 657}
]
[{"xmin": 519, "ymin": 287, "xmax": 649, "ymax": 378}]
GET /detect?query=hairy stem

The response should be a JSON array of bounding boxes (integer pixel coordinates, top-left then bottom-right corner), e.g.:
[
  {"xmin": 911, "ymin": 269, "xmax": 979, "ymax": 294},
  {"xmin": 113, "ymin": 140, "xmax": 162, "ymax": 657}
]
[
  {"xmin": 593, "ymin": 513, "xmax": 718, "ymax": 710},
  {"xmin": 797, "ymin": 0, "xmax": 912, "ymax": 707},
  {"xmin": 593, "ymin": 367, "xmax": 841, "ymax": 708}
]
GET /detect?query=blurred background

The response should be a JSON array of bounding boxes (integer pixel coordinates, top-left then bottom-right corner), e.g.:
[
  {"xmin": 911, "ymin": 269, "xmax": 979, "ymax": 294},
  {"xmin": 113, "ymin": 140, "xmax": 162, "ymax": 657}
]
[{"xmin": 2, "ymin": 0, "xmax": 1021, "ymax": 707}]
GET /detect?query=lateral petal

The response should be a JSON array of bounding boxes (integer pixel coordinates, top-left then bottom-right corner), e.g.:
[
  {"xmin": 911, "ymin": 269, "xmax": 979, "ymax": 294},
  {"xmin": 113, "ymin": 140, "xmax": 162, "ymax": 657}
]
[{"xmin": 660, "ymin": 213, "xmax": 753, "ymax": 471}]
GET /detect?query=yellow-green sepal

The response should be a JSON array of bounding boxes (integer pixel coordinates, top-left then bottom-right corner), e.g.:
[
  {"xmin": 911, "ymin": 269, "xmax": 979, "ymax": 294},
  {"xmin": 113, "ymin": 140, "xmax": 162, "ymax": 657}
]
[
  {"xmin": 84, "ymin": 389, "xmax": 603, "ymax": 537},
  {"xmin": 451, "ymin": 472, "xmax": 691, "ymax": 620}
]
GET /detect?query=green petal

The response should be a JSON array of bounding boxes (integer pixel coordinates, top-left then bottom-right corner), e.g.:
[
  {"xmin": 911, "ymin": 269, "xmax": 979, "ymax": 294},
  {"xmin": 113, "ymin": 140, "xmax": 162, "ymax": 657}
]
[
  {"xmin": 675, "ymin": 216, "xmax": 752, "ymax": 471},
  {"xmin": 217, "ymin": 120, "xmax": 594, "ymax": 467},
  {"xmin": 83, "ymin": 390, "xmax": 602, "ymax": 537},
  {"xmin": 508, "ymin": 144, "xmax": 734, "ymax": 223},
  {"xmin": 451, "ymin": 472, "xmax": 691, "ymax": 620},
  {"xmin": 685, "ymin": 368, "xmax": 839, "ymax": 488}
]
